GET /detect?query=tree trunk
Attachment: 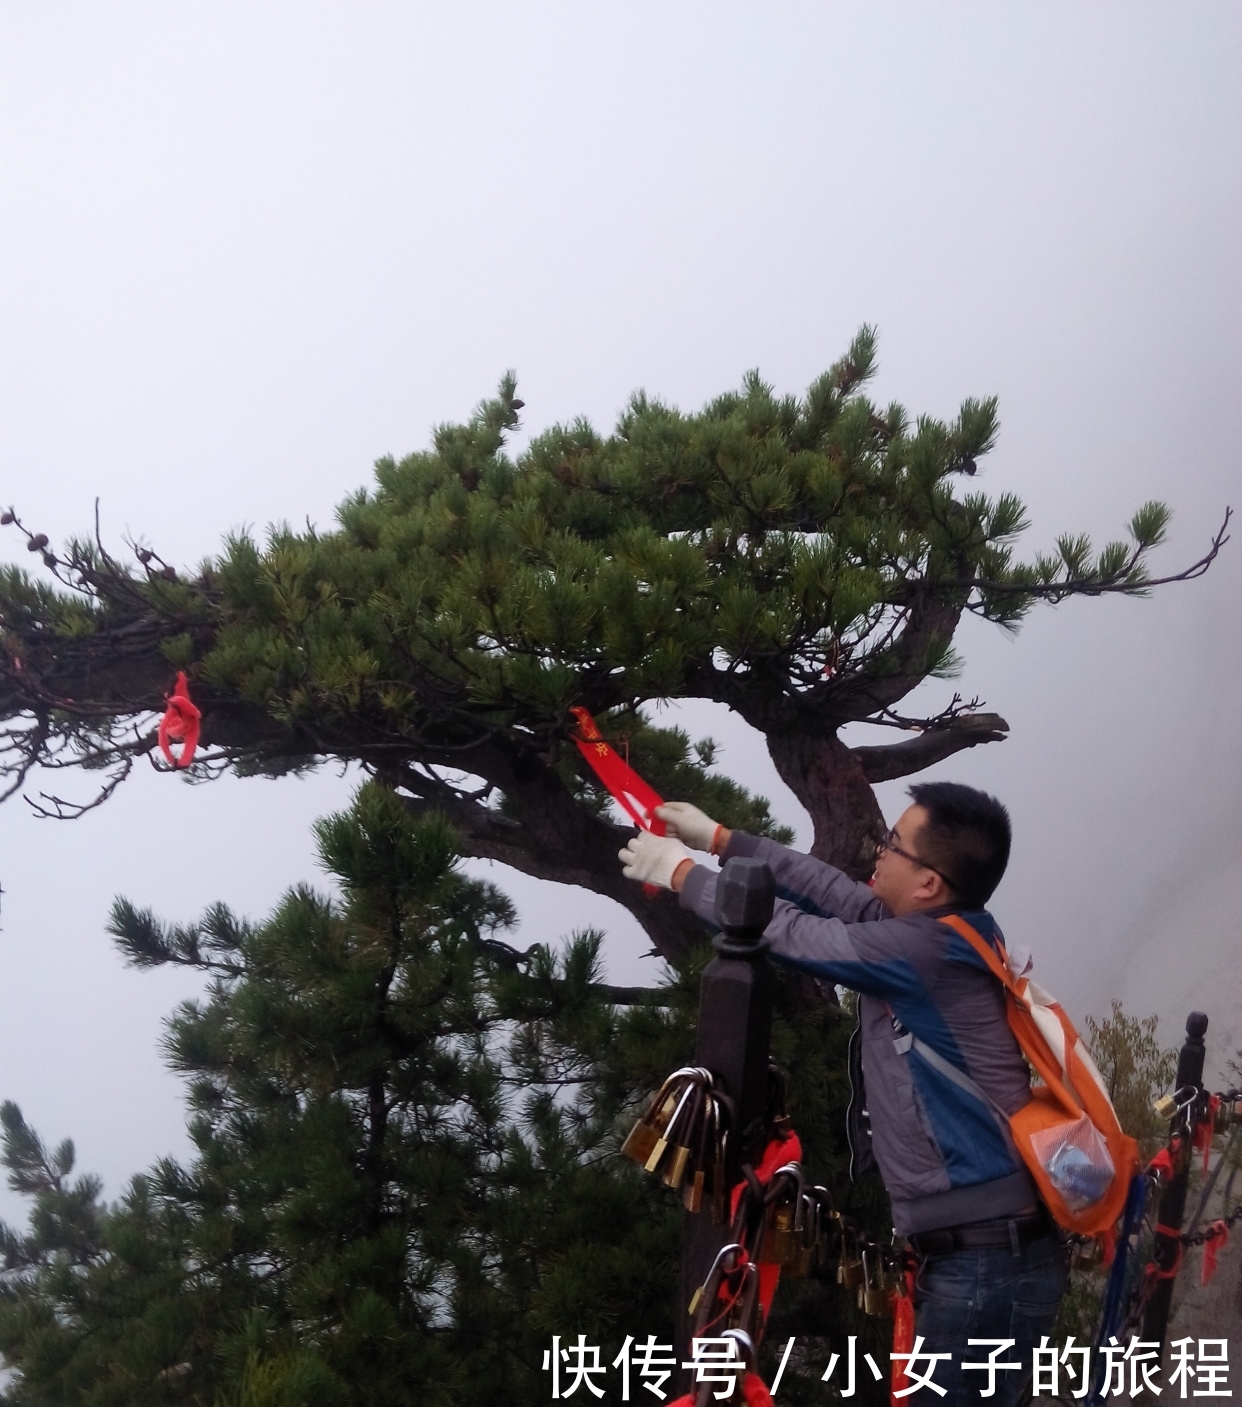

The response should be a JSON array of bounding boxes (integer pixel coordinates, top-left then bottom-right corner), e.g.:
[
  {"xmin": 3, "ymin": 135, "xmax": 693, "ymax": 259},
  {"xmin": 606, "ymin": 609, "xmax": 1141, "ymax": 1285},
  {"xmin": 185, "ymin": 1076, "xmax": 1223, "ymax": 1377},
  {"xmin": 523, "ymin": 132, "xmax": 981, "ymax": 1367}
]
[{"xmin": 766, "ymin": 728, "xmax": 885, "ymax": 880}]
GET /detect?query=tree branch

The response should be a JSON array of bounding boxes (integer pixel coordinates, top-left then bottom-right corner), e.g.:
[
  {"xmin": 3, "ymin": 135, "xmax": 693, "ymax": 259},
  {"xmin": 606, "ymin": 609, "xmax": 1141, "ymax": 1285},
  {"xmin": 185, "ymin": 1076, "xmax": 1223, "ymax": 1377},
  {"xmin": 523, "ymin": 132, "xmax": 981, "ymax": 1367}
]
[
  {"xmin": 961, "ymin": 507, "xmax": 1231, "ymax": 602},
  {"xmin": 386, "ymin": 755, "xmax": 707, "ymax": 969},
  {"xmin": 814, "ymin": 592, "xmax": 965, "ymax": 726},
  {"xmin": 849, "ymin": 712, "xmax": 1009, "ymax": 783}
]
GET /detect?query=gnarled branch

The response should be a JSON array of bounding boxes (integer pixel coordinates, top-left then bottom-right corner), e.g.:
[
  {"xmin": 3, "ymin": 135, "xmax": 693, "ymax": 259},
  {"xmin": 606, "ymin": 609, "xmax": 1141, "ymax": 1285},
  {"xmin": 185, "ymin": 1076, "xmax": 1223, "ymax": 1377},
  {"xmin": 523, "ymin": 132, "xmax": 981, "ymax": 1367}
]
[
  {"xmin": 849, "ymin": 712, "xmax": 1009, "ymax": 783},
  {"xmin": 385, "ymin": 756, "xmax": 708, "ymax": 969}
]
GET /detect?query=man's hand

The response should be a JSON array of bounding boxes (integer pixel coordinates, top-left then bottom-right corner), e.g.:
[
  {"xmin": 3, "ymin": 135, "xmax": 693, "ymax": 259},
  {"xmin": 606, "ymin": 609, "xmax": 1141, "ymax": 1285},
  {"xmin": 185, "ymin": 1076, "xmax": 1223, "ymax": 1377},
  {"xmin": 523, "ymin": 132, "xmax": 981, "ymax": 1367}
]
[
  {"xmin": 654, "ymin": 802, "xmax": 724, "ymax": 854},
  {"xmin": 619, "ymin": 831, "xmax": 693, "ymax": 891}
]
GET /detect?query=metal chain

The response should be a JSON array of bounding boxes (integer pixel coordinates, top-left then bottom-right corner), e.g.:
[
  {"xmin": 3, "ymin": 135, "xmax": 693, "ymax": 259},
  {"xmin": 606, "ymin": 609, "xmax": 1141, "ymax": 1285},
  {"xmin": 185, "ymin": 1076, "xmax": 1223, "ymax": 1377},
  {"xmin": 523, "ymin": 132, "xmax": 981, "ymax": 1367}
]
[{"xmin": 1178, "ymin": 1198, "xmax": 1242, "ymax": 1247}]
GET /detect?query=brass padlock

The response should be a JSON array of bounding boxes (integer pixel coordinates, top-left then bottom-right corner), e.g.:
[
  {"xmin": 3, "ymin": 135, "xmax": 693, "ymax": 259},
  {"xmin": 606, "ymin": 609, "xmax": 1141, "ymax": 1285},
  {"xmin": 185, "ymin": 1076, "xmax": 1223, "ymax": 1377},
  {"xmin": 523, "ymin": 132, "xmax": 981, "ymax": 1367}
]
[
  {"xmin": 760, "ymin": 1200, "xmax": 799, "ymax": 1267},
  {"xmin": 1070, "ymin": 1237, "xmax": 1102, "ymax": 1271},
  {"xmin": 662, "ymin": 1143, "xmax": 691, "ymax": 1190},
  {"xmin": 1153, "ymin": 1093, "xmax": 1178, "ymax": 1121},
  {"xmin": 859, "ymin": 1245, "xmax": 889, "ymax": 1316},
  {"xmin": 620, "ymin": 1102, "xmax": 667, "ymax": 1166},
  {"xmin": 683, "ymin": 1092, "xmax": 717, "ymax": 1213},
  {"xmin": 759, "ymin": 1165, "xmax": 806, "ymax": 1269},
  {"xmin": 620, "ymin": 1076, "xmax": 682, "ymax": 1167},
  {"xmin": 645, "ymin": 1081, "xmax": 698, "ymax": 1175},
  {"xmin": 663, "ymin": 1082, "xmax": 709, "ymax": 1191},
  {"xmin": 691, "ymin": 1242, "xmax": 746, "ymax": 1337},
  {"xmin": 683, "ymin": 1167, "xmax": 705, "ymax": 1214},
  {"xmin": 838, "ymin": 1228, "xmax": 864, "ymax": 1289}
]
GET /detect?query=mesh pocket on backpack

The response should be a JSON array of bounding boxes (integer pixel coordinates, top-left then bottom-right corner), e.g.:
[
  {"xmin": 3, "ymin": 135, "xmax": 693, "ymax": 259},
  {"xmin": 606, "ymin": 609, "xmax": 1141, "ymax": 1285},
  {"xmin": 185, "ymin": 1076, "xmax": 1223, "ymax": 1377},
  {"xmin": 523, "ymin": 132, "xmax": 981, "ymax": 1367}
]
[{"xmin": 1028, "ymin": 1113, "xmax": 1115, "ymax": 1212}]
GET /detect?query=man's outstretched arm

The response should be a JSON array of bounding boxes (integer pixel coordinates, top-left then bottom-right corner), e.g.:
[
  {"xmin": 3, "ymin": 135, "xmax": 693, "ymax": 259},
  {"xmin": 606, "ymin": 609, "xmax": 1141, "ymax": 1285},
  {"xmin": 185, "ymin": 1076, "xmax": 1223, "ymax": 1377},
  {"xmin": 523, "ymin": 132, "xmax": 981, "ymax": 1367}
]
[{"xmin": 656, "ymin": 802, "xmax": 885, "ymax": 924}]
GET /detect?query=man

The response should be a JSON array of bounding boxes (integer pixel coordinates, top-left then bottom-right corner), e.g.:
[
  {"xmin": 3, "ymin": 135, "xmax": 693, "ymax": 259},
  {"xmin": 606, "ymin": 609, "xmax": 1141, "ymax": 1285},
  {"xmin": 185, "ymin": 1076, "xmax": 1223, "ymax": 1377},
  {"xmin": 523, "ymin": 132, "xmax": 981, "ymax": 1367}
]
[{"xmin": 619, "ymin": 782, "xmax": 1066, "ymax": 1406}]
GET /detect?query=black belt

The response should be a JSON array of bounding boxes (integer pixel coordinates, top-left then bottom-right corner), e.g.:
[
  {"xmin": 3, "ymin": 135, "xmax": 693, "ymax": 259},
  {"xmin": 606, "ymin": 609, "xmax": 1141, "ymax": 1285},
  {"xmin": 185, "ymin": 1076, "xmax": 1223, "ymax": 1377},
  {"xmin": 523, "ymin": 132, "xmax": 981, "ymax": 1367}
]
[{"xmin": 908, "ymin": 1210, "xmax": 1055, "ymax": 1257}]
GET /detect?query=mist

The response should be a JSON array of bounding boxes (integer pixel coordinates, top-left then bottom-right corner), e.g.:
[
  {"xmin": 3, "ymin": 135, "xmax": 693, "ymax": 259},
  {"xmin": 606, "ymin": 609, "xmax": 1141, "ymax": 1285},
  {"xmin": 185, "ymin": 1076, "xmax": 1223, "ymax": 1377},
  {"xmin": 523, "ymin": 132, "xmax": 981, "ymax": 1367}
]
[{"xmin": 0, "ymin": 3, "xmax": 1238, "ymax": 1226}]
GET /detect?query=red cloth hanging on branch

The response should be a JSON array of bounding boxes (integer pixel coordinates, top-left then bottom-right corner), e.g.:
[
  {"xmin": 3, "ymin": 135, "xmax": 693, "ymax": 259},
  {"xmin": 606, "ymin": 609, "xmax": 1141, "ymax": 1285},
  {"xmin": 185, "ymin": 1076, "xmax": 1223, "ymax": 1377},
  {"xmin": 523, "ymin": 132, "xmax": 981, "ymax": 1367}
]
[{"xmin": 158, "ymin": 672, "xmax": 201, "ymax": 769}]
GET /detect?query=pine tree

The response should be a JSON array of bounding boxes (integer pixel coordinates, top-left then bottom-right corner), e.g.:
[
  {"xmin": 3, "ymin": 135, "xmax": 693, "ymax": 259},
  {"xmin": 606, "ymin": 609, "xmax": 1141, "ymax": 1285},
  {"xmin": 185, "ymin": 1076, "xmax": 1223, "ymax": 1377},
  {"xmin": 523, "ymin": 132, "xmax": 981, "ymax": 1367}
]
[
  {"xmin": 0, "ymin": 337, "xmax": 1224, "ymax": 1403},
  {"xmin": 0, "ymin": 784, "xmax": 695, "ymax": 1406},
  {"xmin": 0, "ymin": 329, "xmax": 1222, "ymax": 964}
]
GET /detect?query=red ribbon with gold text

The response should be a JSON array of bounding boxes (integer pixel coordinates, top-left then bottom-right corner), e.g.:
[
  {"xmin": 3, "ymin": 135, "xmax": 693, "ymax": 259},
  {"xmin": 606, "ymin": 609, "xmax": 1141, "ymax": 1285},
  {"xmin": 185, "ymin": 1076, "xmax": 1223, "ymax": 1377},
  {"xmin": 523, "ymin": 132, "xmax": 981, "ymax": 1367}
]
[
  {"xmin": 158, "ymin": 671, "xmax": 201, "ymax": 769},
  {"xmin": 569, "ymin": 707, "xmax": 667, "ymax": 896},
  {"xmin": 569, "ymin": 707, "xmax": 666, "ymax": 835}
]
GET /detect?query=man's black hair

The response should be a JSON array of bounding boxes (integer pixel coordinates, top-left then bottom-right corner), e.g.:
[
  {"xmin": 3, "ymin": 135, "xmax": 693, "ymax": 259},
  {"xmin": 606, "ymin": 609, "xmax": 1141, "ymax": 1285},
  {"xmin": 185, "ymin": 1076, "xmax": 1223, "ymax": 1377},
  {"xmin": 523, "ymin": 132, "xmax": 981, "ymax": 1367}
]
[{"xmin": 906, "ymin": 781, "xmax": 1011, "ymax": 910}]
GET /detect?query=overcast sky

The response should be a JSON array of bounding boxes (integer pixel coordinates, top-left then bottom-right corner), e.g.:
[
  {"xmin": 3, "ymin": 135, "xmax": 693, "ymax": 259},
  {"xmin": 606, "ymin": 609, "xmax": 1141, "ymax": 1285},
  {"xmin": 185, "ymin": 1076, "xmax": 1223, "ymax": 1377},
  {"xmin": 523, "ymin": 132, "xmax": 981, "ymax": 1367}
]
[{"xmin": 0, "ymin": 3, "xmax": 1238, "ymax": 1226}]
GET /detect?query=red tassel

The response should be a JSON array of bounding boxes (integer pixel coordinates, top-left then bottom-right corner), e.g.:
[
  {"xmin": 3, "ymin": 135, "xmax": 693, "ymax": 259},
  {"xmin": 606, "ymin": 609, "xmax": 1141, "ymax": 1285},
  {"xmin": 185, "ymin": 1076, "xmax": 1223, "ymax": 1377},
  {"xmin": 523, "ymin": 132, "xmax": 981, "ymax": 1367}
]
[{"xmin": 158, "ymin": 672, "xmax": 201, "ymax": 769}]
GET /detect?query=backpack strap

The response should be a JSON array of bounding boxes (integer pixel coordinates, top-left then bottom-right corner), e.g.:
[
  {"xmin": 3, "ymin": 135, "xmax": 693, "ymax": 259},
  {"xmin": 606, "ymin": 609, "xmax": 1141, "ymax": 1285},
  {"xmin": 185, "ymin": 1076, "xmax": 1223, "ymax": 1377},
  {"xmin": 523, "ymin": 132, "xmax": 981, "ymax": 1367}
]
[
  {"xmin": 939, "ymin": 914, "xmax": 1082, "ymax": 1117},
  {"xmin": 938, "ymin": 913, "xmax": 1017, "ymax": 990},
  {"xmin": 904, "ymin": 1034, "xmax": 1011, "ymax": 1132}
]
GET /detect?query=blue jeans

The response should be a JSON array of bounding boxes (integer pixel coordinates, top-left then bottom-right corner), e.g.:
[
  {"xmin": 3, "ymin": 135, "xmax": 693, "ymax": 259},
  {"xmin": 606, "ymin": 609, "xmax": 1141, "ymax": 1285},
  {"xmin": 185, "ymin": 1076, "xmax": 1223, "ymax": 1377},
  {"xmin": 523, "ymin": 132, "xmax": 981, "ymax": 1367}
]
[{"xmin": 907, "ymin": 1233, "xmax": 1068, "ymax": 1406}]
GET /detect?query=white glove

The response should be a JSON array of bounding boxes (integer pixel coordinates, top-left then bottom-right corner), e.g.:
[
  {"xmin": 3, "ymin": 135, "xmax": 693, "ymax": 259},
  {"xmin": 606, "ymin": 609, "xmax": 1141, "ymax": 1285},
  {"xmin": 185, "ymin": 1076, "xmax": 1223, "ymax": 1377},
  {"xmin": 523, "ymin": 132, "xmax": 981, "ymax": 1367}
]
[
  {"xmin": 655, "ymin": 801, "xmax": 721, "ymax": 854},
  {"xmin": 619, "ymin": 830, "xmax": 692, "ymax": 890}
]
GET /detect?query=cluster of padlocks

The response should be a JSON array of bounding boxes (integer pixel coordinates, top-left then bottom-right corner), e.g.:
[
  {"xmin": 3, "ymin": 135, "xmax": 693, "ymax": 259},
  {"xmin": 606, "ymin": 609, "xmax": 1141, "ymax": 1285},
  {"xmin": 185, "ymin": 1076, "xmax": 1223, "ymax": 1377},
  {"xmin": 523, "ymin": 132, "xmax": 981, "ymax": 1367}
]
[
  {"xmin": 621, "ymin": 1066, "xmax": 907, "ymax": 1318},
  {"xmin": 620, "ymin": 1066, "xmax": 736, "ymax": 1217}
]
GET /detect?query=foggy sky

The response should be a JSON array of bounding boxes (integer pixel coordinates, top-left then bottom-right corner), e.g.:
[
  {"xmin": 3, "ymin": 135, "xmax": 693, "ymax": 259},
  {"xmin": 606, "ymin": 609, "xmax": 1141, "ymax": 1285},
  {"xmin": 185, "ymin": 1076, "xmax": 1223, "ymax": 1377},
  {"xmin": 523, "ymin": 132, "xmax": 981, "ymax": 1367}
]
[{"xmin": 0, "ymin": 3, "xmax": 1238, "ymax": 1228}]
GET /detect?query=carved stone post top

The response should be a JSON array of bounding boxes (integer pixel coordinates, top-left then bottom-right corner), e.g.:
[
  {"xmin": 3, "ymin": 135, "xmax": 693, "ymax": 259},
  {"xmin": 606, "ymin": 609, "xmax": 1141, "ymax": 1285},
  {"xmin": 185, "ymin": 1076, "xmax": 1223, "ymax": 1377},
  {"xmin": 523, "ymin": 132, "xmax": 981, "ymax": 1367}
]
[{"xmin": 712, "ymin": 856, "xmax": 775, "ymax": 958}]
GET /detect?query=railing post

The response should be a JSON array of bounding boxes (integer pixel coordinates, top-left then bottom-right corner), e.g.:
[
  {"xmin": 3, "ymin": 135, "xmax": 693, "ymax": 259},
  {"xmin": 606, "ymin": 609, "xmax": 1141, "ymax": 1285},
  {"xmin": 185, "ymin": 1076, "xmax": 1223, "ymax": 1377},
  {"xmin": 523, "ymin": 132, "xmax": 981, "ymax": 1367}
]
[
  {"xmin": 1140, "ymin": 1010, "xmax": 1209, "ymax": 1352},
  {"xmin": 674, "ymin": 857, "xmax": 776, "ymax": 1390}
]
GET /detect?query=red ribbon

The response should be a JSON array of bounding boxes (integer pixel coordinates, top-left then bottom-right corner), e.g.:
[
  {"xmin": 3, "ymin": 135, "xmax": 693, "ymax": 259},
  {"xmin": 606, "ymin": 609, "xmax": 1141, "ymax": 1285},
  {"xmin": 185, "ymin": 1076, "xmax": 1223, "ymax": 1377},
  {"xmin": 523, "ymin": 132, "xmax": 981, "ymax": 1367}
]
[
  {"xmin": 673, "ymin": 1131, "xmax": 801, "ymax": 1406},
  {"xmin": 569, "ymin": 708, "xmax": 666, "ymax": 834},
  {"xmin": 570, "ymin": 707, "xmax": 666, "ymax": 897},
  {"xmin": 1144, "ymin": 1241, "xmax": 1183, "ymax": 1280},
  {"xmin": 1201, "ymin": 1221, "xmax": 1229, "ymax": 1286},
  {"xmin": 1197, "ymin": 1095, "xmax": 1221, "ymax": 1172},
  {"xmin": 677, "ymin": 1133, "xmax": 799, "ymax": 1407},
  {"xmin": 725, "ymin": 1130, "xmax": 803, "ymax": 1319},
  {"xmin": 742, "ymin": 1375, "xmax": 775, "ymax": 1407},
  {"xmin": 1146, "ymin": 1147, "xmax": 1175, "ymax": 1184},
  {"xmin": 158, "ymin": 672, "xmax": 201, "ymax": 769},
  {"xmin": 891, "ymin": 1266, "xmax": 917, "ymax": 1407}
]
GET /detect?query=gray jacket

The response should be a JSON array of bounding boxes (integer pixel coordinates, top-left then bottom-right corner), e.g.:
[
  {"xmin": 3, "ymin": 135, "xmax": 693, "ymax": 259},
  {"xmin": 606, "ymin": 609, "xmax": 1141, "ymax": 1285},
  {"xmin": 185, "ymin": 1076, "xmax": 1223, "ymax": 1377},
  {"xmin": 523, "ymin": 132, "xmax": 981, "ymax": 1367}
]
[{"xmin": 680, "ymin": 831, "xmax": 1038, "ymax": 1235}]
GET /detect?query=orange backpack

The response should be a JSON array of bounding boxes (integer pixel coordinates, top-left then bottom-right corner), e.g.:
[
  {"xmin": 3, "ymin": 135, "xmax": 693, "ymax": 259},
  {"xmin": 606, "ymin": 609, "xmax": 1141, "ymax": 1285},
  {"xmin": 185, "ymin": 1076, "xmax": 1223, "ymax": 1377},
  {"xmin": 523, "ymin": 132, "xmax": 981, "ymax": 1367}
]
[{"xmin": 937, "ymin": 915, "xmax": 1139, "ymax": 1237}]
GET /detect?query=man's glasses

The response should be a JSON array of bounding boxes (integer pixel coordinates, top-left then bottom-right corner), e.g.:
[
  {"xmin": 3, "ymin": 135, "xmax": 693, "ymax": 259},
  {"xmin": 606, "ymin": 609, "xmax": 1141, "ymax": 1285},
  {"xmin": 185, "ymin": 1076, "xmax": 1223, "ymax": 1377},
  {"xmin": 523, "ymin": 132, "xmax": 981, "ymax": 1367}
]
[{"xmin": 877, "ymin": 827, "xmax": 957, "ymax": 889}]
